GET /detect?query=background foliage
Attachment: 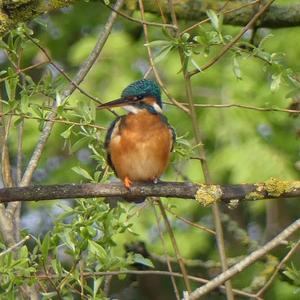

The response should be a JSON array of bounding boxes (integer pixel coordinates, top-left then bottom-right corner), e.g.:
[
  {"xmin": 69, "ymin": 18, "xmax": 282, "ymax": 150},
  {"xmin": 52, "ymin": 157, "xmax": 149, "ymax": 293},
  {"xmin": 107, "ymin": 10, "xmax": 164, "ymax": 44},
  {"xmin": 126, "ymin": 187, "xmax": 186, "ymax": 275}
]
[{"xmin": 0, "ymin": 0, "xmax": 300, "ymax": 299}]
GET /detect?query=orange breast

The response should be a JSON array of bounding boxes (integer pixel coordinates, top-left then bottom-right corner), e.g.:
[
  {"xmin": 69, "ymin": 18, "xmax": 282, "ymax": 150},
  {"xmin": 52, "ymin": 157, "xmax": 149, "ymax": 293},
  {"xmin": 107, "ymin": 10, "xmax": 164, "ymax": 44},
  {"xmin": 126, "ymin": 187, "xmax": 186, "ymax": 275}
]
[{"xmin": 109, "ymin": 111, "xmax": 172, "ymax": 182}]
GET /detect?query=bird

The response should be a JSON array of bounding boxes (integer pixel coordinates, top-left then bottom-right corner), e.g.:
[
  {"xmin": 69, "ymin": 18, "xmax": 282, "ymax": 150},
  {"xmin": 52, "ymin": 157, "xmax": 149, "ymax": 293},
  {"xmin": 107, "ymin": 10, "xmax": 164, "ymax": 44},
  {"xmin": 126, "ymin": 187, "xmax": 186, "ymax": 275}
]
[{"xmin": 97, "ymin": 79, "xmax": 176, "ymax": 201}]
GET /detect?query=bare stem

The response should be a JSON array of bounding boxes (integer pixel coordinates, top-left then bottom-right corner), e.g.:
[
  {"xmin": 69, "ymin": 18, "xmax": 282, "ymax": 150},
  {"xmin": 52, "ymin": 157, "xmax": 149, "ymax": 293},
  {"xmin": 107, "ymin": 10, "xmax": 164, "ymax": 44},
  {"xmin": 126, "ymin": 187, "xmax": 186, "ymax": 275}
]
[
  {"xmin": 188, "ymin": 218, "xmax": 300, "ymax": 299},
  {"xmin": 255, "ymin": 239, "xmax": 300, "ymax": 297},
  {"xmin": 189, "ymin": 0, "xmax": 276, "ymax": 76},
  {"xmin": 0, "ymin": 235, "xmax": 30, "ymax": 257},
  {"xmin": 1, "ymin": 180, "xmax": 300, "ymax": 203},
  {"xmin": 175, "ymin": 3, "xmax": 235, "ymax": 298},
  {"xmin": 153, "ymin": 203, "xmax": 181, "ymax": 300},
  {"xmin": 156, "ymin": 199, "xmax": 192, "ymax": 293}
]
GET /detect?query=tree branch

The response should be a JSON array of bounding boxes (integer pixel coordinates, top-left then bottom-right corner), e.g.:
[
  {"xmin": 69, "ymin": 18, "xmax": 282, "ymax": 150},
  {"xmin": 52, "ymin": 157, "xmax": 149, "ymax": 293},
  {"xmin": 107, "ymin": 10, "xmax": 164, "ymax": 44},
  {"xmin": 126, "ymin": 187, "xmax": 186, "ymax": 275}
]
[
  {"xmin": 189, "ymin": 0, "xmax": 275, "ymax": 77},
  {"xmin": 143, "ymin": 0, "xmax": 300, "ymax": 29},
  {"xmin": 2, "ymin": 1, "xmax": 300, "ymax": 37},
  {"xmin": 0, "ymin": 179, "xmax": 300, "ymax": 203},
  {"xmin": 0, "ymin": 235, "xmax": 30, "ymax": 257},
  {"xmin": 188, "ymin": 218, "xmax": 300, "ymax": 299},
  {"xmin": 0, "ymin": 0, "xmax": 75, "ymax": 36}
]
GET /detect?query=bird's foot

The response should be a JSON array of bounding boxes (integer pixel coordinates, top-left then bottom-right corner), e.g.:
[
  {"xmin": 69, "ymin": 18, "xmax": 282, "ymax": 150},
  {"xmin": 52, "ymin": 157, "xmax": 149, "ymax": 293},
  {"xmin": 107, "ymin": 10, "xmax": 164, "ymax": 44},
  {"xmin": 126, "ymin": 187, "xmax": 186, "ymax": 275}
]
[
  {"xmin": 152, "ymin": 177, "xmax": 159, "ymax": 184},
  {"xmin": 124, "ymin": 176, "xmax": 133, "ymax": 189}
]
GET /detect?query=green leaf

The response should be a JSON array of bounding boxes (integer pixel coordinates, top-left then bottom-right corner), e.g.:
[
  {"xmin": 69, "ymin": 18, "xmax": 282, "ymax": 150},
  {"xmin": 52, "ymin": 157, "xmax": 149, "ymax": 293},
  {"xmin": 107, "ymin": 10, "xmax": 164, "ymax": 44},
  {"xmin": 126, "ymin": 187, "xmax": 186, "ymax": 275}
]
[
  {"xmin": 93, "ymin": 277, "xmax": 103, "ymax": 297},
  {"xmin": 60, "ymin": 125, "xmax": 74, "ymax": 139},
  {"xmin": 72, "ymin": 166, "xmax": 93, "ymax": 181},
  {"xmin": 19, "ymin": 245, "xmax": 28, "ymax": 259},
  {"xmin": 56, "ymin": 92, "xmax": 63, "ymax": 107},
  {"xmin": 71, "ymin": 136, "xmax": 90, "ymax": 153},
  {"xmin": 5, "ymin": 75, "xmax": 19, "ymax": 101},
  {"xmin": 258, "ymin": 33, "xmax": 274, "ymax": 49},
  {"xmin": 41, "ymin": 232, "xmax": 50, "ymax": 261},
  {"xmin": 190, "ymin": 58, "xmax": 202, "ymax": 73},
  {"xmin": 20, "ymin": 91, "xmax": 29, "ymax": 113},
  {"xmin": 88, "ymin": 240, "xmax": 107, "ymax": 259},
  {"xmin": 0, "ymin": 40, "xmax": 9, "ymax": 50},
  {"xmin": 51, "ymin": 258, "xmax": 62, "ymax": 276},
  {"xmin": 133, "ymin": 253, "xmax": 154, "ymax": 268},
  {"xmin": 31, "ymin": 105, "xmax": 43, "ymax": 118},
  {"xmin": 60, "ymin": 230, "xmax": 75, "ymax": 252},
  {"xmin": 41, "ymin": 292, "xmax": 58, "ymax": 299},
  {"xmin": 270, "ymin": 73, "xmax": 282, "ymax": 91},
  {"xmin": 181, "ymin": 32, "xmax": 190, "ymax": 42},
  {"xmin": 286, "ymin": 88, "xmax": 300, "ymax": 99},
  {"xmin": 144, "ymin": 40, "xmax": 171, "ymax": 47},
  {"xmin": 154, "ymin": 45, "xmax": 173, "ymax": 63},
  {"xmin": 14, "ymin": 117, "xmax": 24, "ymax": 127},
  {"xmin": 233, "ymin": 56, "xmax": 242, "ymax": 80},
  {"xmin": 283, "ymin": 264, "xmax": 300, "ymax": 286},
  {"xmin": 207, "ymin": 10, "xmax": 220, "ymax": 32}
]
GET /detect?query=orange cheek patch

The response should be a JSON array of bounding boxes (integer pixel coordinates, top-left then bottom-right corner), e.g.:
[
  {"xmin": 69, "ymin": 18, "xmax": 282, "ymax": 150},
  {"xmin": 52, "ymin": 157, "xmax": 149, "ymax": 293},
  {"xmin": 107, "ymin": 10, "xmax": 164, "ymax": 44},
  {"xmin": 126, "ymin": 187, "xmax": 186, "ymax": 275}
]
[{"xmin": 143, "ymin": 96, "xmax": 156, "ymax": 106}]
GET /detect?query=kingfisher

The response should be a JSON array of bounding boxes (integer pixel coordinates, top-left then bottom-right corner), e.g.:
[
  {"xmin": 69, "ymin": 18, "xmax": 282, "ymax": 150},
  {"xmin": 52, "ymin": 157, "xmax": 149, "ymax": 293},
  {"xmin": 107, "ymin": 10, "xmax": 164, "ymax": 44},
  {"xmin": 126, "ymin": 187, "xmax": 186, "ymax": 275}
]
[{"xmin": 98, "ymin": 79, "xmax": 176, "ymax": 199}]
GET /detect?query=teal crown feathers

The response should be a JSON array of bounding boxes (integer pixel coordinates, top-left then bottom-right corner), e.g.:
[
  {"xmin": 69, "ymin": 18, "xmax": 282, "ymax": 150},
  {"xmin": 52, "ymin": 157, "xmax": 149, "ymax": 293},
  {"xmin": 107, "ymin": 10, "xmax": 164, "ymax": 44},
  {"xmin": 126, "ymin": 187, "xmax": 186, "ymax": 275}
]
[{"xmin": 121, "ymin": 79, "xmax": 162, "ymax": 108}]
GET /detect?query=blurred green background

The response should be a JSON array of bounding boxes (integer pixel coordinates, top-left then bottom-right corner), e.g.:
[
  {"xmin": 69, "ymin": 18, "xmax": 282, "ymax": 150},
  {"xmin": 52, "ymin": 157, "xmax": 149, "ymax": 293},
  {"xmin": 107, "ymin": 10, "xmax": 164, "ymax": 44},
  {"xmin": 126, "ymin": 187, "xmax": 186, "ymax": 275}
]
[{"xmin": 1, "ymin": 0, "xmax": 300, "ymax": 299}]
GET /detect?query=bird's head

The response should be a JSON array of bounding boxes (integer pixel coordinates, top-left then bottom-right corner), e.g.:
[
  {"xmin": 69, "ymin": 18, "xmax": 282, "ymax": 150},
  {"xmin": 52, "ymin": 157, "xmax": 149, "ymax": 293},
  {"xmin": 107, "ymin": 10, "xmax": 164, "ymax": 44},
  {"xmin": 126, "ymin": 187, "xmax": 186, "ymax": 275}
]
[{"xmin": 97, "ymin": 79, "xmax": 162, "ymax": 114}]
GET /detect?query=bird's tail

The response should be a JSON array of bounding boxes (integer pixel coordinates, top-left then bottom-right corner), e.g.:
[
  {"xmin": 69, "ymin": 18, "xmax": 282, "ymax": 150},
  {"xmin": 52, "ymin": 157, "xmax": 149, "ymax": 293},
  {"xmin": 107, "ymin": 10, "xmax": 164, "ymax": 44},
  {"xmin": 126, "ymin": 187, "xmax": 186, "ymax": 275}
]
[{"xmin": 123, "ymin": 195, "xmax": 146, "ymax": 203}]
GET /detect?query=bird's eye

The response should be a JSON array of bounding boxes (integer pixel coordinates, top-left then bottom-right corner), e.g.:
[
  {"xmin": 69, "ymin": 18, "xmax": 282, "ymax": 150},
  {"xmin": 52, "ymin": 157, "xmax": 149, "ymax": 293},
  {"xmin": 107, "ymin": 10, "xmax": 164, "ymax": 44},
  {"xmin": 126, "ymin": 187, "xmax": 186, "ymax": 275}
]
[{"xmin": 136, "ymin": 95, "xmax": 143, "ymax": 101}]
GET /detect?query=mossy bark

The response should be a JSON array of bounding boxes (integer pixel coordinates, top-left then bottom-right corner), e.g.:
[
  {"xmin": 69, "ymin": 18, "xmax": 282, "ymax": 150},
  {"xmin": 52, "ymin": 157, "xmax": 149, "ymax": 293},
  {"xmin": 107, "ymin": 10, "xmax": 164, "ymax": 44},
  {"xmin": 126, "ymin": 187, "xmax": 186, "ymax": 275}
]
[
  {"xmin": 1, "ymin": 1, "xmax": 300, "ymax": 37},
  {"xmin": 142, "ymin": 0, "xmax": 300, "ymax": 28},
  {"xmin": 0, "ymin": 0, "xmax": 75, "ymax": 36}
]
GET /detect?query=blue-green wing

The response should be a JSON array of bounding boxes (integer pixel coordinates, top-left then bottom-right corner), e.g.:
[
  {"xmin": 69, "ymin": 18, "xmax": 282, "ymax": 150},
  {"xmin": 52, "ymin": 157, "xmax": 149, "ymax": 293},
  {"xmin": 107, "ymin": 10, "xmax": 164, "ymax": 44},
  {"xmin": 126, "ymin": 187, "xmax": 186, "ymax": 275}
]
[
  {"xmin": 169, "ymin": 125, "xmax": 176, "ymax": 151},
  {"xmin": 159, "ymin": 114, "xmax": 176, "ymax": 151},
  {"xmin": 104, "ymin": 116, "xmax": 122, "ymax": 173}
]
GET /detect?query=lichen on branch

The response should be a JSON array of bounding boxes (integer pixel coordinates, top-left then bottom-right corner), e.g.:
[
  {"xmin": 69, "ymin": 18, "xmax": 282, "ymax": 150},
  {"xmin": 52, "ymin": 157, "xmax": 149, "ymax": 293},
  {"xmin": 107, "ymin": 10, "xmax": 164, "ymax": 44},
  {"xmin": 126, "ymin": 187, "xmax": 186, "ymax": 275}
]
[
  {"xmin": 0, "ymin": 0, "xmax": 75, "ymax": 36},
  {"xmin": 142, "ymin": 0, "xmax": 300, "ymax": 28},
  {"xmin": 195, "ymin": 184, "xmax": 223, "ymax": 207},
  {"xmin": 2, "ymin": 0, "xmax": 300, "ymax": 37}
]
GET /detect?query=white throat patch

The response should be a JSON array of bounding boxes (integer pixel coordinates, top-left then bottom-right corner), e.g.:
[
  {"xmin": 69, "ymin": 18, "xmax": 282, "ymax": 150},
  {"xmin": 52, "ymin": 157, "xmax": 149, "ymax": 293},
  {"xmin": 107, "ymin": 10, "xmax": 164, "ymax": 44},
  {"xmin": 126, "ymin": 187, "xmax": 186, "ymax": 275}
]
[
  {"xmin": 124, "ymin": 105, "xmax": 140, "ymax": 114},
  {"xmin": 124, "ymin": 103, "xmax": 163, "ymax": 114},
  {"xmin": 153, "ymin": 103, "xmax": 163, "ymax": 113}
]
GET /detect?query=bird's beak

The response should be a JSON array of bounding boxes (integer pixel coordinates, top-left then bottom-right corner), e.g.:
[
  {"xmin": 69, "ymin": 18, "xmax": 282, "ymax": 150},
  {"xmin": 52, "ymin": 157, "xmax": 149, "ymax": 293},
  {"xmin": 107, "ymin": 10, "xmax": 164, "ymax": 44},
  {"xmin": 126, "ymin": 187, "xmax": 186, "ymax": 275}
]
[{"xmin": 97, "ymin": 96, "xmax": 138, "ymax": 109}]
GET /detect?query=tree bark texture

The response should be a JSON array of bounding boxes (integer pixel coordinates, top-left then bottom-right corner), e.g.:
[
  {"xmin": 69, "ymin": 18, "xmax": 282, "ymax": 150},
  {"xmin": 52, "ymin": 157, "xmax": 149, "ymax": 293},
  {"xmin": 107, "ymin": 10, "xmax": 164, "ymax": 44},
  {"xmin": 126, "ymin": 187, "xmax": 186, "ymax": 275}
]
[
  {"xmin": 0, "ymin": 179, "xmax": 300, "ymax": 205},
  {"xmin": 1, "ymin": 0, "xmax": 300, "ymax": 37}
]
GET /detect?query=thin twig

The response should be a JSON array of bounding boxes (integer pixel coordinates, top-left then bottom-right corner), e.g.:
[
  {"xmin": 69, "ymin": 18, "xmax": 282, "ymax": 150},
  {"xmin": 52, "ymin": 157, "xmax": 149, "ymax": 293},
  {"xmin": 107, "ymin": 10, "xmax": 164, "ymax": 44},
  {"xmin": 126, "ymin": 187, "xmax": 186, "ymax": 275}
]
[
  {"xmin": 58, "ymin": 258, "xmax": 81, "ymax": 290},
  {"xmin": 102, "ymin": 0, "xmax": 176, "ymax": 29},
  {"xmin": 151, "ymin": 253, "xmax": 245, "ymax": 270},
  {"xmin": 165, "ymin": 102, "xmax": 300, "ymax": 114},
  {"xmin": 26, "ymin": 35, "xmax": 103, "ymax": 105},
  {"xmin": 180, "ymin": 0, "xmax": 260, "ymax": 34},
  {"xmin": 188, "ymin": 218, "xmax": 300, "ymax": 299},
  {"xmin": 156, "ymin": 199, "xmax": 192, "ymax": 292},
  {"xmin": 0, "ymin": 112, "xmax": 105, "ymax": 130},
  {"xmin": 138, "ymin": 0, "xmax": 190, "ymax": 114},
  {"xmin": 173, "ymin": 0, "xmax": 235, "ymax": 294},
  {"xmin": 42, "ymin": 261, "xmax": 63, "ymax": 300},
  {"xmin": 165, "ymin": 207, "xmax": 215, "ymax": 235},
  {"xmin": 16, "ymin": 114, "xmax": 24, "ymax": 184},
  {"xmin": 153, "ymin": 203, "xmax": 181, "ymax": 300},
  {"xmin": 26, "ymin": 34, "xmax": 118, "ymax": 118},
  {"xmin": 18, "ymin": 269, "xmax": 258, "ymax": 299},
  {"xmin": 0, "ymin": 235, "xmax": 30, "ymax": 257},
  {"xmin": 1, "ymin": 112, "xmax": 14, "ymax": 188},
  {"xmin": 189, "ymin": 0, "xmax": 276, "ymax": 76},
  {"xmin": 255, "ymin": 239, "xmax": 300, "ymax": 297},
  {"xmin": 0, "ymin": 102, "xmax": 15, "ymax": 247},
  {"xmin": 0, "ymin": 61, "xmax": 48, "ymax": 84}
]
